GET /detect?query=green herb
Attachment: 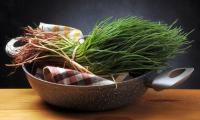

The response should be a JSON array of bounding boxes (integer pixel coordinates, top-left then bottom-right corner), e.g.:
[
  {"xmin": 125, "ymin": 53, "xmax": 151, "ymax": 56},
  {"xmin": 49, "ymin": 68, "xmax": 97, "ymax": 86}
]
[
  {"xmin": 75, "ymin": 17, "xmax": 190, "ymax": 75},
  {"xmin": 8, "ymin": 17, "xmax": 191, "ymax": 75}
]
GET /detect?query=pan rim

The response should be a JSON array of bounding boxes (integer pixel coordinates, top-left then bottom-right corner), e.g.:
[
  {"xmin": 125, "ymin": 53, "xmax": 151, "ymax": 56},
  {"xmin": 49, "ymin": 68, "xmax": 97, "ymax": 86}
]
[{"xmin": 22, "ymin": 64, "xmax": 147, "ymax": 88}]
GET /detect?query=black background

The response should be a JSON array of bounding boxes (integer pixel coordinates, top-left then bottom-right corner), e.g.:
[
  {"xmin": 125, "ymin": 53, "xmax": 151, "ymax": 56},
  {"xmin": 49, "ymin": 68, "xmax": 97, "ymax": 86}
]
[{"xmin": 0, "ymin": 0, "xmax": 199, "ymax": 88}]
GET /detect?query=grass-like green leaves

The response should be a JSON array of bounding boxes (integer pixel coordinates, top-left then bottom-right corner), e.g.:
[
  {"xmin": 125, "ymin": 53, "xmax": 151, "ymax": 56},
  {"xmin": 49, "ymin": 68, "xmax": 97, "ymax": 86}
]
[
  {"xmin": 9, "ymin": 17, "xmax": 190, "ymax": 76},
  {"xmin": 74, "ymin": 17, "xmax": 190, "ymax": 75}
]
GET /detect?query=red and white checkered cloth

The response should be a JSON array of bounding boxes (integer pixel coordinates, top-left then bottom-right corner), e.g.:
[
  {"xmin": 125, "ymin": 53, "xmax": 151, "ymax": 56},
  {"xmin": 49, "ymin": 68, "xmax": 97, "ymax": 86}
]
[
  {"xmin": 35, "ymin": 66, "xmax": 116, "ymax": 86},
  {"xmin": 31, "ymin": 23, "xmax": 129, "ymax": 86}
]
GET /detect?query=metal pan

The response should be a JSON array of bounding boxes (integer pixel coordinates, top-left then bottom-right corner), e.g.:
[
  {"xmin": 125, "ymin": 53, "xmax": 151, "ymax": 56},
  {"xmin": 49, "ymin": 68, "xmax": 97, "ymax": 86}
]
[
  {"xmin": 6, "ymin": 38, "xmax": 194, "ymax": 111},
  {"xmin": 22, "ymin": 63, "xmax": 193, "ymax": 111}
]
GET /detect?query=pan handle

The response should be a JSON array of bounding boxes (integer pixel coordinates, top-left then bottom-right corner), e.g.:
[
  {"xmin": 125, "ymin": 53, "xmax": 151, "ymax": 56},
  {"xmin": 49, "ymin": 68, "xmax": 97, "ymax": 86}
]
[
  {"xmin": 5, "ymin": 38, "xmax": 23, "ymax": 57},
  {"xmin": 149, "ymin": 68, "xmax": 194, "ymax": 91},
  {"xmin": 5, "ymin": 34, "xmax": 88, "ymax": 57}
]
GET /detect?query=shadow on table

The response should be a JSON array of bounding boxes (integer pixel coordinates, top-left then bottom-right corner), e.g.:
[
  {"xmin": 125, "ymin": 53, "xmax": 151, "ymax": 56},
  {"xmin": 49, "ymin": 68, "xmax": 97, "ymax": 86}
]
[{"xmin": 37, "ymin": 96, "xmax": 185, "ymax": 120}]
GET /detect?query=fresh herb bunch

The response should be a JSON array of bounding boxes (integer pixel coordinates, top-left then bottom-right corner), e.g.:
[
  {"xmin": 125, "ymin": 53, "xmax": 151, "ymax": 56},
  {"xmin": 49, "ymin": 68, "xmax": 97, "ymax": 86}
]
[
  {"xmin": 9, "ymin": 17, "xmax": 191, "ymax": 75},
  {"xmin": 75, "ymin": 17, "xmax": 190, "ymax": 75}
]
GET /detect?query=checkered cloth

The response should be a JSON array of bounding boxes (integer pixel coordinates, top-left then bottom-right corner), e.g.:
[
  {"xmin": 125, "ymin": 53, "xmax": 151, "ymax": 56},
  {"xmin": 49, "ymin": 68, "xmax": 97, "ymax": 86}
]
[
  {"xmin": 35, "ymin": 66, "xmax": 115, "ymax": 86},
  {"xmin": 33, "ymin": 23, "xmax": 129, "ymax": 86},
  {"xmin": 39, "ymin": 23, "xmax": 85, "ymax": 44}
]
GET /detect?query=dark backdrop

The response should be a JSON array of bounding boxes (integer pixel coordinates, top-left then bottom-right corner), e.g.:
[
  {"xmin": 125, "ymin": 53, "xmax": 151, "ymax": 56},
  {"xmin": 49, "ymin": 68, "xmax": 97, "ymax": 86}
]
[{"xmin": 0, "ymin": 0, "xmax": 199, "ymax": 88}]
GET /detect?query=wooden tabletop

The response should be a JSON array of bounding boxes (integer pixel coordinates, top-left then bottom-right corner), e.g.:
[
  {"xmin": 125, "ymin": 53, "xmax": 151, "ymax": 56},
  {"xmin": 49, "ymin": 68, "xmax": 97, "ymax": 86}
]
[{"xmin": 0, "ymin": 89, "xmax": 200, "ymax": 120}]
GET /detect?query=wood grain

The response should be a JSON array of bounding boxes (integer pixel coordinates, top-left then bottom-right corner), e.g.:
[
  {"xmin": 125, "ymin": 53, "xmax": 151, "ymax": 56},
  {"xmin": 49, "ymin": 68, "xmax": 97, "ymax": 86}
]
[{"xmin": 0, "ymin": 89, "xmax": 200, "ymax": 120}]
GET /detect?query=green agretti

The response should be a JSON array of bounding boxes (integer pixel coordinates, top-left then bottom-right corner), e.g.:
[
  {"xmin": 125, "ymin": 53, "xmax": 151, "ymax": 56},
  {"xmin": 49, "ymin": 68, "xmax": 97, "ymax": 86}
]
[
  {"xmin": 10, "ymin": 17, "xmax": 191, "ymax": 76},
  {"xmin": 74, "ymin": 17, "xmax": 191, "ymax": 75}
]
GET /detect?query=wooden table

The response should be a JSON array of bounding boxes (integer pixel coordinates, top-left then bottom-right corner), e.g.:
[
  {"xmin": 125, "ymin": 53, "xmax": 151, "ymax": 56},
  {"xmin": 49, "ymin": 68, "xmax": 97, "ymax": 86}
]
[{"xmin": 0, "ymin": 89, "xmax": 200, "ymax": 120}]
